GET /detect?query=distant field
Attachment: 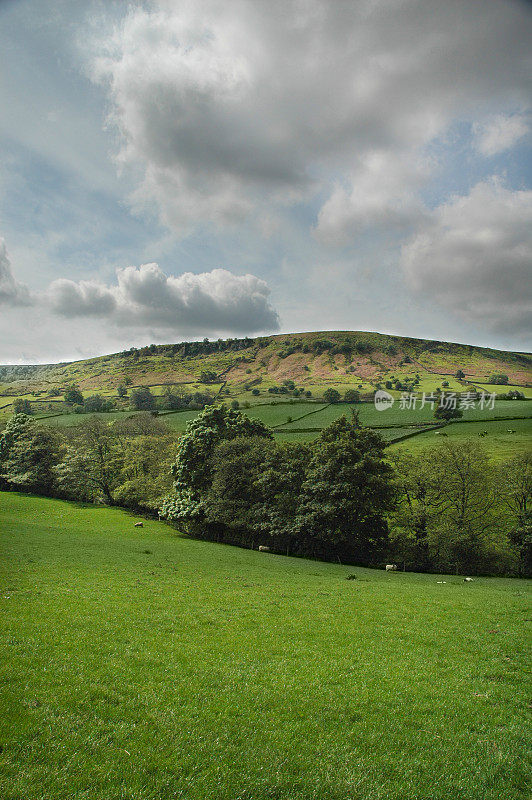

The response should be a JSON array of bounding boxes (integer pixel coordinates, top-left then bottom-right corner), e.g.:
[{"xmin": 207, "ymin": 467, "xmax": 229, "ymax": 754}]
[
  {"xmin": 390, "ymin": 418, "xmax": 532, "ymax": 462},
  {"xmin": 278, "ymin": 399, "xmax": 531, "ymax": 430},
  {"xmin": 39, "ymin": 410, "xmax": 133, "ymax": 427},
  {"xmin": 31, "ymin": 398, "xmax": 531, "ymax": 462},
  {"xmin": 1, "ymin": 492, "xmax": 531, "ymax": 800}
]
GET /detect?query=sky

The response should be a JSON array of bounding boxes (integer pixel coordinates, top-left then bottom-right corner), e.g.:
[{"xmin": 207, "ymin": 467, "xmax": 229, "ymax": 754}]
[{"xmin": 0, "ymin": 0, "xmax": 531, "ymax": 364}]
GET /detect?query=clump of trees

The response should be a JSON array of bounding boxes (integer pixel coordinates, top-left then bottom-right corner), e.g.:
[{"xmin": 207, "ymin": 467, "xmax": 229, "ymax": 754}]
[
  {"xmin": 434, "ymin": 394, "xmax": 463, "ymax": 422},
  {"xmin": 344, "ymin": 389, "xmax": 360, "ymax": 403},
  {"xmin": 489, "ymin": 374, "xmax": 509, "ymax": 385},
  {"xmin": 323, "ymin": 388, "xmax": 340, "ymax": 404},
  {"xmin": 13, "ymin": 398, "xmax": 33, "ymax": 415},
  {"xmin": 161, "ymin": 407, "xmax": 395, "ymax": 565},
  {"xmin": 0, "ymin": 412, "xmax": 176, "ymax": 511},
  {"xmin": 0, "ymin": 404, "xmax": 528, "ymax": 577},
  {"xmin": 64, "ymin": 384, "xmax": 84, "ymax": 405},
  {"xmin": 390, "ymin": 446, "xmax": 530, "ymax": 575}
]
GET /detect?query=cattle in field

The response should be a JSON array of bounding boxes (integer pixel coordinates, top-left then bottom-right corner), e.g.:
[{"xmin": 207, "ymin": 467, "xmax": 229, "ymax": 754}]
[
  {"xmin": 385, "ymin": 564, "xmax": 397, "ymax": 571},
  {"xmin": 258, "ymin": 545, "xmax": 270, "ymax": 552},
  {"xmin": 134, "ymin": 522, "xmax": 144, "ymax": 527}
]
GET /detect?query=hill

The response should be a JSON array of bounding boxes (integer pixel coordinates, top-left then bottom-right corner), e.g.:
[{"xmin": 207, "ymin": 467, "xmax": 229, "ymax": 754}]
[
  {"xmin": 1, "ymin": 491, "xmax": 530, "ymax": 800},
  {"xmin": 1, "ymin": 330, "xmax": 531, "ymax": 413}
]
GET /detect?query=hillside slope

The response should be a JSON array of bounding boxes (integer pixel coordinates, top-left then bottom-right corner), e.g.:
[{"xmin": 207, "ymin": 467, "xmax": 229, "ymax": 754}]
[
  {"xmin": 1, "ymin": 491, "xmax": 531, "ymax": 800},
  {"xmin": 1, "ymin": 331, "xmax": 530, "ymax": 406}
]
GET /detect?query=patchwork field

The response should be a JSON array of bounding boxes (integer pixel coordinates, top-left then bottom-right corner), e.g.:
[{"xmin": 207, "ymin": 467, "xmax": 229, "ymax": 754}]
[
  {"xmin": 32, "ymin": 397, "xmax": 532, "ymax": 460},
  {"xmin": 1, "ymin": 331, "xmax": 530, "ymax": 424},
  {"xmin": 1, "ymin": 492, "xmax": 530, "ymax": 800},
  {"xmin": 389, "ymin": 418, "xmax": 532, "ymax": 462}
]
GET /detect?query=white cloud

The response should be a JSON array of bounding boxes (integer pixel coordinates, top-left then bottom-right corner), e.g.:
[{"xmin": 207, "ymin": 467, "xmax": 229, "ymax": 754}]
[
  {"xmin": 314, "ymin": 150, "xmax": 431, "ymax": 245},
  {"xmin": 47, "ymin": 262, "xmax": 279, "ymax": 335},
  {"xmin": 0, "ymin": 238, "xmax": 31, "ymax": 306},
  {"xmin": 92, "ymin": 0, "xmax": 532, "ymax": 237},
  {"xmin": 474, "ymin": 114, "xmax": 529, "ymax": 157},
  {"xmin": 401, "ymin": 180, "xmax": 532, "ymax": 334}
]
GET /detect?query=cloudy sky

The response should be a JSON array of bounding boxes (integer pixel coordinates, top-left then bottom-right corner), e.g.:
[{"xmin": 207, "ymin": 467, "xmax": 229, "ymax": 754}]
[{"xmin": 0, "ymin": 0, "xmax": 531, "ymax": 363}]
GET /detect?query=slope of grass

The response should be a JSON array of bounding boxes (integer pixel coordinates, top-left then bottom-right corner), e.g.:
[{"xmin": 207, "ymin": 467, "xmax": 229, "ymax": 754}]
[
  {"xmin": 1, "ymin": 492, "xmax": 530, "ymax": 800},
  {"xmin": 279, "ymin": 399, "xmax": 531, "ymax": 430},
  {"xmin": 390, "ymin": 417, "xmax": 532, "ymax": 462},
  {"xmin": 1, "ymin": 331, "xmax": 529, "ymax": 407}
]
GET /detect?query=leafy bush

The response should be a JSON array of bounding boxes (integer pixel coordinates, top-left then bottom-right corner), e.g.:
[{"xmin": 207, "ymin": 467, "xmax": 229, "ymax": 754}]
[{"xmin": 323, "ymin": 388, "xmax": 340, "ymax": 404}]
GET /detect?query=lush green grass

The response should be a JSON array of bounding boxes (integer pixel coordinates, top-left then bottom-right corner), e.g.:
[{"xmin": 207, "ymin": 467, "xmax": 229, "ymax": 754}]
[
  {"xmin": 279, "ymin": 399, "xmax": 531, "ymax": 430},
  {"xmin": 39, "ymin": 410, "xmax": 134, "ymax": 427},
  {"xmin": 391, "ymin": 417, "xmax": 532, "ymax": 462},
  {"xmin": 1, "ymin": 492, "xmax": 531, "ymax": 800}
]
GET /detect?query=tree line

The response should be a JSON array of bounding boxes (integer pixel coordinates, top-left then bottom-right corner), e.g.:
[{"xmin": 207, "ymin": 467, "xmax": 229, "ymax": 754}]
[
  {"xmin": 159, "ymin": 406, "xmax": 530, "ymax": 575},
  {"xmin": 0, "ymin": 407, "xmax": 529, "ymax": 576}
]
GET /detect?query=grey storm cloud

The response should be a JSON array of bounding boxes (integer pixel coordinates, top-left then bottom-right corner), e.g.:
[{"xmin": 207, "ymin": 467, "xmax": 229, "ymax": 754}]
[
  {"xmin": 92, "ymin": 0, "xmax": 532, "ymax": 236},
  {"xmin": 47, "ymin": 263, "xmax": 280, "ymax": 335},
  {"xmin": 401, "ymin": 180, "xmax": 532, "ymax": 335},
  {"xmin": 47, "ymin": 279, "xmax": 117, "ymax": 317},
  {"xmin": 0, "ymin": 239, "xmax": 31, "ymax": 306}
]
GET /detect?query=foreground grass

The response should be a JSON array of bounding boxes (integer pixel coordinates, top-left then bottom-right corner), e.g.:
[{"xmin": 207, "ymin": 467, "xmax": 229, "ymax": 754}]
[{"xmin": 1, "ymin": 493, "xmax": 530, "ymax": 800}]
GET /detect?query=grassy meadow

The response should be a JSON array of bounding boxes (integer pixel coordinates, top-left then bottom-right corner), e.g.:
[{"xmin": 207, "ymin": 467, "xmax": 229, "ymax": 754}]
[
  {"xmin": 1, "ymin": 492, "xmax": 531, "ymax": 800},
  {"xmin": 29, "ymin": 396, "xmax": 532, "ymax": 460}
]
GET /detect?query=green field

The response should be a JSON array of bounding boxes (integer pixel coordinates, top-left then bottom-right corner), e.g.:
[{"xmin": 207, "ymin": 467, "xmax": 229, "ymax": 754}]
[
  {"xmin": 1, "ymin": 492, "xmax": 531, "ymax": 800},
  {"xmin": 1, "ymin": 331, "xmax": 530, "ymax": 424},
  {"xmin": 32, "ymin": 398, "xmax": 531, "ymax": 462},
  {"xmin": 390, "ymin": 418, "xmax": 532, "ymax": 461},
  {"xmin": 278, "ymin": 399, "xmax": 531, "ymax": 430}
]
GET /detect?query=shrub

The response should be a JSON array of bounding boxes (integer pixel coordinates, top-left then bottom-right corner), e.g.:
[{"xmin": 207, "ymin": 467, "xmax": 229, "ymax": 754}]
[
  {"xmin": 344, "ymin": 390, "xmax": 360, "ymax": 403},
  {"xmin": 130, "ymin": 387, "xmax": 156, "ymax": 411},
  {"xmin": 64, "ymin": 385, "xmax": 84, "ymax": 405},
  {"xmin": 13, "ymin": 398, "xmax": 32, "ymax": 415},
  {"xmin": 323, "ymin": 388, "xmax": 340, "ymax": 404}
]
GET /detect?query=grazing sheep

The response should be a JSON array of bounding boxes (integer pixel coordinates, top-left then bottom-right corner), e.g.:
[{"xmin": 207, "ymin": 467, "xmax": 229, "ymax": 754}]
[
  {"xmin": 385, "ymin": 564, "xmax": 398, "ymax": 571},
  {"xmin": 258, "ymin": 545, "xmax": 270, "ymax": 552},
  {"xmin": 134, "ymin": 522, "xmax": 144, "ymax": 528}
]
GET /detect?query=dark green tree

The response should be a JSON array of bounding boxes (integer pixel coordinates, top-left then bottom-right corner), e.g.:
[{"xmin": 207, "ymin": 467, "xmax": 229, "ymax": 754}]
[
  {"xmin": 1, "ymin": 416, "xmax": 61, "ymax": 495},
  {"xmin": 296, "ymin": 415, "xmax": 396, "ymax": 564},
  {"xmin": 84, "ymin": 394, "xmax": 115, "ymax": 412},
  {"xmin": 64, "ymin": 384, "xmax": 84, "ymax": 405},
  {"xmin": 204, "ymin": 437, "xmax": 310, "ymax": 552},
  {"xmin": 160, "ymin": 405, "xmax": 273, "ymax": 532},
  {"xmin": 13, "ymin": 398, "xmax": 32, "ymax": 415},
  {"xmin": 344, "ymin": 389, "xmax": 360, "ymax": 403},
  {"xmin": 488, "ymin": 374, "xmax": 508, "ymax": 385},
  {"xmin": 130, "ymin": 386, "xmax": 156, "ymax": 410},
  {"xmin": 434, "ymin": 395, "xmax": 463, "ymax": 422},
  {"xmin": 323, "ymin": 388, "xmax": 340, "ymax": 404}
]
